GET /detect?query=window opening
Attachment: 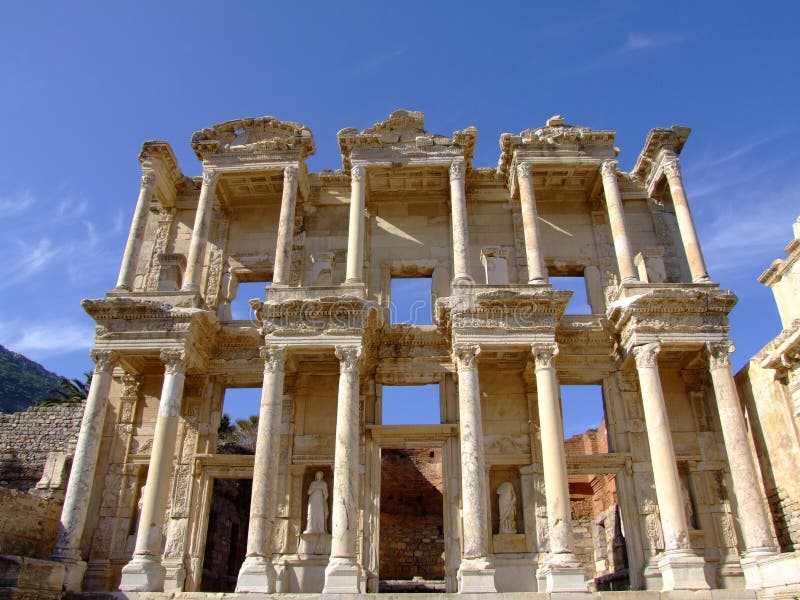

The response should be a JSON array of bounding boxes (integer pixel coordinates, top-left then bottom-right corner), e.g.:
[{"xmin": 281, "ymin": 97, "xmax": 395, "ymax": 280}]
[
  {"xmin": 381, "ymin": 384, "xmax": 440, "ymax": 425},
  {"xmin": 550, "ymin": 276, "xmax": 592, "ymax": 315},
  {"xmin": 220, "ymin": 387, "xmax": 262, "ymax": 454},
  {"xmin": 390, "ymin": 277, "xmax": 432, "ymax": 325},
  {"xmin": 230, "ymin": 281, "xmax": 271, "ymax": 321}
]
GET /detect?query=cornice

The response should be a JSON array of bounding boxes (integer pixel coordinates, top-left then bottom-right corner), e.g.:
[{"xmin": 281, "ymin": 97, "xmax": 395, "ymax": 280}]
[
  {"xmin": 630, "ymin": 125, "xmax": 691, "ymax": 185},
  {"xmin": 190, "ymin": 115, "xmax": 315, "ymax": 161}
]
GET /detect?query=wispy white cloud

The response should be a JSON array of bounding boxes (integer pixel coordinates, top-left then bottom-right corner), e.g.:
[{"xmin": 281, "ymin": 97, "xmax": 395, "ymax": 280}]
[
  {"xmin": 622, "ymin": 33, "xmax": 683, "ymax": 52},
  {"xmin": 0, "ymin": 318, "xmax": 94, "ymax": 358},
  {"xmin": 0, "ymin": 188, "xmax": 36, "ymax": 215}
]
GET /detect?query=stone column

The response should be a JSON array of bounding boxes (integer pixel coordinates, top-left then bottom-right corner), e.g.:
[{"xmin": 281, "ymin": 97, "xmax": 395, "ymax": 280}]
[
  {"xmin": 51, "ymin": 349, "xmax": 118, "ymax": 591},
  {"xmin": 662, "ymin": 156, "xmax": 710, "ymax": 282},
  {"xmin": 600, "ymin": 160, "xmax": 638, "ymax": 283},
  {"xmin": 182, "ymin": 168, "xmax": 220, "ymax": 292},
  {"xmin": 532, "ymin": 343, "xmax": 586, "ymax": 592},
  {"xmin": 324, "ymin": 345, "xmax": 363, "ymax": 593},
  {"xmin": 452, "ymin": 344, "xmax": 495, "ymax": 592},
  {"xmin": 236, "ymin": 346, "xmax": 288, "ymax": 592},
  {"xmin": 345, "ymin": 165, "xmax": 366, "ymax": 283},
  {"xmin": 449, "ymin": 161, "xmax": 472, "ymax": 283},
  {"xmin": 272, "ymin": 166, "xmax": 299, "ymax": 285},
  {"xmin": 120, "ymin": 349, "xmax": 186, "ymax": 592},
  {"xmin": 116, "ymin": 171, "xmax": 156, "ymax": 291},
  {"xmin": 516, "ymin": 162, "xmax": 548, "ymax": 284},
  {"xmin": 706, "ymin": 342, "xmax": 777, "ymax": 587},
  {"xmin": 633, "ymin": 343, "xmax": 708, "ymax": 591}
]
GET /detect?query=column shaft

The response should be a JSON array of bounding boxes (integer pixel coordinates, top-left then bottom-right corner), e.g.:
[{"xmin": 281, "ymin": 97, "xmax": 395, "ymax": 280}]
[
  {"xmin": 662, "ymin": 156, "xmax": 710, "ymax": 282},
  {"xmin": 449, "ymin": 161, "xmax": 471, "ymax": 282},
  {"xmin": 517, "ymin": 163, "xmax": 548, "ymax": 284},
  {"xmin": 120, "ymin": 349, "xmax": 186, "ymax": 592},
  {"xmin": 182, "ymin": 169, "xmax": 219, "ymax": 292},
  {"xmin": 272, "ymin": 166, "xmax": 298, "ymax": 285},
  {"xmin": 600, "ymin": 160, "xmax": 638, "ymax": 282},
  {"xmin": 51, "ymin": 350, "xmax": 118, "ymax": 590},
  {"xmin": 707, "ymin": 343, "xmax": 777, "ymax": 555},
  {"xmin": 345, "ymin": 165, "xmax": 366, "ymax": 283},
  {"xmin": 236, "ymin": 346, "xmax": 287, "ymax": 593},
  {"xmin": 116, "ymin": 171, "xmax": 156, "ymax": 290}
]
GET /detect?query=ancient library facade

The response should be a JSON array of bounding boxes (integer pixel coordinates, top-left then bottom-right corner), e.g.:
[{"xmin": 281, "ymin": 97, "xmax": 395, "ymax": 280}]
[{"xmin": 36, "ymin": 111, "xmax": 800, "ymax": 597}]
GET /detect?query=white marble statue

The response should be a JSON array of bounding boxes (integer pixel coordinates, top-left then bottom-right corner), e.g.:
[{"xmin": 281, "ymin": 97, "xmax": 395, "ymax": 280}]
[
  {"xmin": 304, "ymin": 471, "xmax": 329, "ymax": 534},
  {"xmin": 497, "ymin": 481, "xmax": 517, "ymax": 534}
]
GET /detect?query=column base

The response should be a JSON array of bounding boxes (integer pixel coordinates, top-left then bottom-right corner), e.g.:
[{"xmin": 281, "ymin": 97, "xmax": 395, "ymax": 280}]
[
  {"xmin": 658, "ymin": 549, "xmax": 709, "ymax": 591},
  {"xmin": 235, "ymin": 555, "xmax": 276, "ymax": 593},
  {"xmin": 458, "ymin": 556, "xmax": 496, "ymax": 593},
  {"xmin": 692, "ymin": 275, "xmax": 712, "ymax": 283},
  {"xmin": 180, "ymin": 283, "xmax": 200, "ymax": 293},
  {"xmin": 528, "ymin": 277, "xmax": 549, "ymax": 285},
  {"xmin": 57, "ymin": 556, "xmax": 87, "ymax": 592},
  {"xmin": 541, "ymin": 554, "xmax": 587, "ymax": 592},
  {"xmin": 323, "ymin": 557, "xmax": 360, "ymax": 593},
  {"xmin": 740, "ymin": 547, "xmax": 778, "ymax": 590},
  {"xmin": 119, "ymin": 555, "xmax": 165, "ymax": 592}
]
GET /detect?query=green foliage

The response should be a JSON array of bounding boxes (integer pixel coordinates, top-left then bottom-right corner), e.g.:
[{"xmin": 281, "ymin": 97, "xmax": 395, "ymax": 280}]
[
  {"xmin": 40, "ymin": 372, "xmax": 93, "ymax": 406},
  {"xmin": 217, "ymin": 413, "xmax": 259, "ymax": 454},
  {"xmin": 0, "ymin": 344, "xmax": 65, "ymax": 413}
]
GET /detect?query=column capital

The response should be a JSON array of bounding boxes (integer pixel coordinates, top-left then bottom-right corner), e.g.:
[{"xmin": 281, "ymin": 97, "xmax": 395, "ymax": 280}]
[
  {"xmin": 160, "ymin": 348, "xmax": 186, "ymax": 375},
  {"xmin": 632, "ymin": 342, "xmax": 661, "ymax": 369},
  {"xmin": 452, "ymin": 343, "xmax": 481, "ymax": 370},
  {"xmin": 260, "ymin": 345, "xmax": 288, "ymax": 373},
  {"xmin": 449, "ymin": 160, "xmax": 465, "ymax": 182},
  {"xmin": 284, "ymin": 164, "xmax": 299, "ymax": 184},
  {"xmin": 599, "ymin": 159, "xmax": 619, "ymax": 180},
  {"xmin": 706, "ymin": 341, "xmax": 734, "ymax": 370},
  {"xmin": 335, "ymin": 345, "xmax": 362, "ymax": 373},
  {"xmin": 89, "ymin": 349, "xmax": 119, "ymax": 374},
  {"xmin": 532, "ymin": 343, "xmax": 559, "ymax": 370},
  {"xmin": 351, "ymin": 164, "xmax": 365, "ymax": 182},
  {"xmin": 516, "ymin": 161, "xmax": 532, "ymax": 181},
  {"xmin": 140, "ymin": 169, "xmax": 157, "ymax": 190},
  {"xmin": 202, "ymin": 168, "xmax": 221, "ymax": 186},
  {"xmin": 662, "ymin": 155, "xmax": 681, "ymax": 180}
]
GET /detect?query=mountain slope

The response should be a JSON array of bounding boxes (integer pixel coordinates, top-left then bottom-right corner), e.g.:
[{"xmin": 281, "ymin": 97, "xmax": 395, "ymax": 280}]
[{"xmin": 0, "ymin": 345, "xmax": 64, "ymax": 413}]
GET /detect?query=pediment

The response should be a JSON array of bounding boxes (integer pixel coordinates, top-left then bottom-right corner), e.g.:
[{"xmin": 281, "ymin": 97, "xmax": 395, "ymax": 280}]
[{"xmin": 191, "ymin": 116, "xmax": 315, "ymax": 160}]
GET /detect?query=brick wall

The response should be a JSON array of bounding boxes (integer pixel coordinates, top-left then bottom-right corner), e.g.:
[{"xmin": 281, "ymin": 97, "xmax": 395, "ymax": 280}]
[
  {"xmin": 0, "ymin": 487, "xmax": 62, "ymax": 558},
  {"xmin": 0, "ymin": 402, "xmax": 85, "ymax": 491}
]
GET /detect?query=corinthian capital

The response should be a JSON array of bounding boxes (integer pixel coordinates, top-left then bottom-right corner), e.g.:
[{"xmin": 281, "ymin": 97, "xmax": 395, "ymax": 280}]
[
  {"xmin": 600, "ymin": 160, "xmax": 619, "ymax": 180},
  {"xmin": 202, "ymin": 168, "xmax": 220, "ymax": 186},
  {"xmin": 662, "ymin": 156, "xmax": 681, "ymax": 180},
  {"xmin": 140, "ymin": 170, "xmax": 157, "ymax": 190},
  {"xmin": 351, "ymin": 164, "xmax": 365, "ymax": 182},
  {"xmin": 284, "ymin": 164, "xmax": 298, "ymax": 185},
  {"xmin": 532, "ymin": 343, "xmax": 559, "ymax": 370},
  {"xmin": 261, "ymin": 345, "xmax": 288, "ymax": 373},
  {"xmin": 335, "ymin": 345, "xmax": 362, "ymax": 373},
  {"xmin": 449, "ymin": 160, "xmax": 465, "ymax": 182},
  {"xmin": 90, "ymin": 349, "xmax": 119, "ymax": 374},
  {"xmin": 706, "ymin": 342, "xmax": 733, "ymax": 370},
  {"xmin": 516, "ymin": 161, "xmax": 532, "ymax": 181},
  {"xmin": 632, "ymin": 343, "xmax": 661, "ymax": 369},
  {"xmin": 160, "ymin": 348, "xmax": 186, "ymax": 375},
  {"xmin": 452, "ymin": 343, "xmax": 481, "ymax": 371}
]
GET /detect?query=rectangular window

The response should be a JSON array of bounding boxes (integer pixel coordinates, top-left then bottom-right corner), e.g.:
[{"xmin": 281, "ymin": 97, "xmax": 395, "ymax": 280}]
[
  {"xmin": 390, "ymin": 277, "xmax": 432, "ymax": 325},
  {"xmin": 550, "ymin": 276, "xmax": 592, "ymax": 315},
  {"xmin": 381, "ymin": 384, "xmax": 440, "ymax": 425},
  {"xmin": 220, "ymin": 387, "xmax": 262, "ymax": 454},
  {"xmin": 230, "ymin": 281, "xmax": 271, "ymax": 321},
  {"xmin": 561, "ymin": 384, "xmax": 607, "ymax": 449}
]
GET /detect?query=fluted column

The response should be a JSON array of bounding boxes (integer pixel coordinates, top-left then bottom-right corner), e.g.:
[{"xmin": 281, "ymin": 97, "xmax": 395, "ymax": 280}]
[
  {"xmin": 116, "ymin": 171, "xmax": 156, "ymax": 290},
  {"xmin": 449, "ymin": 161, "xmax": 472, "ymax": 283},
  {"xmin": 272, "ymin": 166, "xmax": 298, "ymax": 285},
  {"xmin": 706, "ymin": 343, "xmax": 777, "ymax": 587},
  {"xmin": 120, "ymin": 349, "xmax": 186, "ymax": 592},
  {"xmin": 324, "ymin": 345, "xmax": 363, "ymax": 593},
  {"xmin": 533, "ymin": 343, "xmax": 586, "ymax": 592},
  {"xmin": 633, "ymin": 343, "xmax": 708, "ymax": 590},
  {"xmin": 345, "ymin": 165, "xmax": 366, "ymax": 283},
  {"xmin": 662, "ymin": 156, "xmax": 710, "ymax": 282},
  {"xmin": 51, "ymin": 349, "xmax": 119, "ymax": 591},
  {"xmin": 600, "ymin": 160, "xmax": 638, "ymax": 283},
  {"xmin": 452, "ymin": 344, "xmax": 495, "ymax": 593},
  {"xmin": 182, "ymin": 168, "xmax": 220, "ymax": 292},
  {"xmin": 517, "ymin": 162, "xmax": 548, "ymax": 284},
  {"xmin": 236, "ymin": 346, "xmax": 287, "ymax": 592}
]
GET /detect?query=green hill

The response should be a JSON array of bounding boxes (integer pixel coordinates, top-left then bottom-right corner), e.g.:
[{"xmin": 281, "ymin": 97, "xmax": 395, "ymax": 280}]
[{"xmin": 0, "ymin": 345, "xmax": 64, "ymax": 413}]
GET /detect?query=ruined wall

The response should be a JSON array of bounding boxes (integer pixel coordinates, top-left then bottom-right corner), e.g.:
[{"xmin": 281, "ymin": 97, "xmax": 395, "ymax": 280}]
[
  {"xmin": 0, "ymin": 402, "xmax": 84, "ymax": 491},
  {"xmin": 0, "ymin": 487, "xmax": 62, "ymax": 558}
]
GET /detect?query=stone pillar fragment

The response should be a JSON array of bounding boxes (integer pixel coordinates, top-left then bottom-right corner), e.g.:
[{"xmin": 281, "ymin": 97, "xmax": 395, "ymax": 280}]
[
  {"xmin": 633, "ymin": 343, "xmax": 708, "ymax": 591},
  {"xmin": 532, "ymin": 343, "xmax": 586, "ymax": 592},
  {"xmin": 116, "ymin": 171, "xmax": 156, "ymax": 290},
  {"xmin": 516, "ymin": 162, "xmax": 548, "ymax": 284},
  {"xmin": 182, "ymin": 168, "xmax": 220, "ymax": 292},
  {"xmin": 452, "ymin": 344, "xmax": 496, "ymax": 592},
  {"xmin": 707, "ymin": 343, "xmax": 777, "ymax": 588},
  {"xmin": 51, "ymin": 349, "xmax": 118, "ymax": 591},
  {"xmin": 272, "ymin": 166, "xmax": 299, "ymax": 285},
  {"xmin": 600, "ymin": 160, "xmax": 638, "ymax": 283},
  {"xmin": 662, "ymin": 156, "xmax": 710, "ymax": 282},
  {"xmin": 345, "ymin": 165, "xmax": 366, "ymax": 283},
  {"xmin": 323, "ymin": 345, "xmax": 363, "ymax": 593},
  {"xmin": 236, "ymin": 346, "xmax": 287, "ymax": 592},
  {"xmin": 449, "ymin": 161, "xmax": 472, "ymax": 283},
  {"xmin": 119, "ymin": 349, "xmax": 187, "ymax": 592}
]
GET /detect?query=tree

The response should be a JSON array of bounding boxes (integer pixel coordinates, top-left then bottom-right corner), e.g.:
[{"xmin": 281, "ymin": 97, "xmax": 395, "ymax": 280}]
[
  {"xmin": 40, "ymin": 371, "xmax": 92, "ymax": 406},
  {"xmin": 233, "ymin": 415, "xmax": 259, "ymax": 454}
]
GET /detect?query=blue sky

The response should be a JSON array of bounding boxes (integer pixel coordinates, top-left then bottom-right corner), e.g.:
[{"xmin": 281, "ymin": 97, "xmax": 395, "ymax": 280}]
[{"xmin": 1, "ymin": 3, "xmax": 798, "ymax": 427}]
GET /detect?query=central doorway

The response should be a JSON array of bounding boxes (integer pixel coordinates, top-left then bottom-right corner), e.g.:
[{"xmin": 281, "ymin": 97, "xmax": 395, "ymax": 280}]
[{"xmin": 379, "ymin": 447, "xmax": 445, "ymax": 592}]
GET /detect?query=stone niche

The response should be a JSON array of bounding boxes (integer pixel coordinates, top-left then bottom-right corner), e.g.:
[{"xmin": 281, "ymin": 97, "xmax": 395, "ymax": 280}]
[
  {"xmin": 490, "ymin": 467, "xmax": 526, "ymax": 553},
  {"xmin": 298, "ymin": 465, "xmax": 333, "ymax": 556}
]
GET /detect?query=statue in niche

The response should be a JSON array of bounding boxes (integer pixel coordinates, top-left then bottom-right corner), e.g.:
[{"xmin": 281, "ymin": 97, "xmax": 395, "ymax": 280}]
[
  {"xmin": 497, "ymin": 481, "xmax": 517, "ymax": 534},
  {"xmin": 304, "ymin": 471, "xmax": 329, "ymax": 534}
]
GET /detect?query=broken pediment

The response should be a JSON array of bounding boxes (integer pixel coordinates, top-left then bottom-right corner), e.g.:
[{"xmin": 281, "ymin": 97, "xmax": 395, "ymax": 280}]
[{"xmin": 190, "ymin": 116, "xmax": 315, "ymax": 160}]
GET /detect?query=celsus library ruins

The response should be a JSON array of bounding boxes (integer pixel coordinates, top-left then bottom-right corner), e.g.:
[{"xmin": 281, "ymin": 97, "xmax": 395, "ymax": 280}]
[{"xmin": 3, "ymin": 110, "xmax": 800, "ymax": 599}]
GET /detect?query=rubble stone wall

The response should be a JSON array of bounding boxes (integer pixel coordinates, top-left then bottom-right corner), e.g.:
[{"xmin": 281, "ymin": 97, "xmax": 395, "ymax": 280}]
[
  {"xmin": 0, "ymin": 487, "xmax": 62, "ymax": 558},
  {"xmin": 0, "ymin": 402, "xmax": 85, "ymax": 491}
]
